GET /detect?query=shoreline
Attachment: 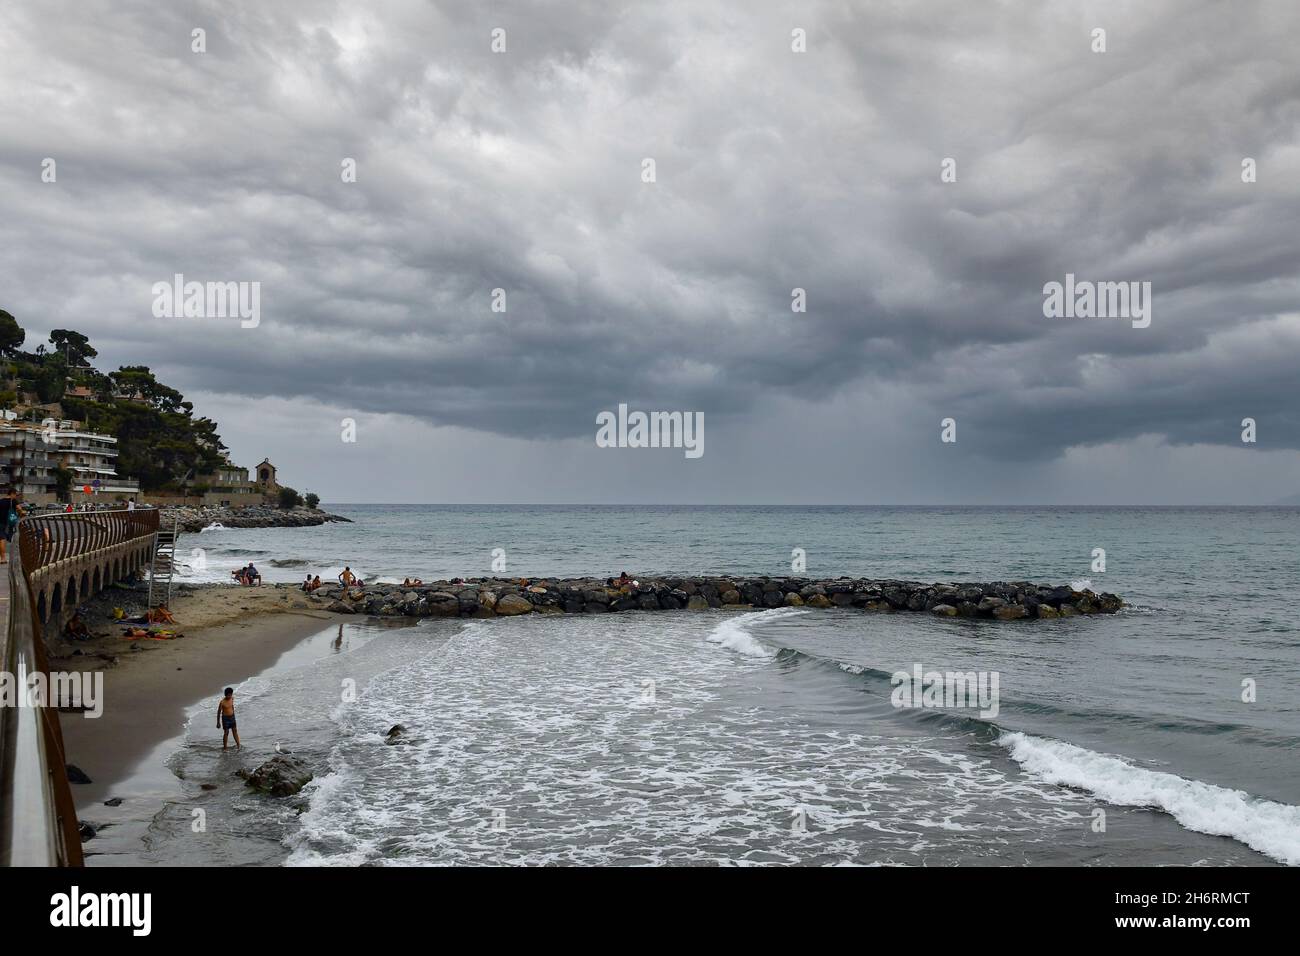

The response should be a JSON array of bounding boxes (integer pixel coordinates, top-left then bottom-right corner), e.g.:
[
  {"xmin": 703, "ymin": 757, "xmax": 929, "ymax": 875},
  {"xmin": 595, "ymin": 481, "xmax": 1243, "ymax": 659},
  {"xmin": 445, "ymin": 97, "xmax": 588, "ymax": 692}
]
[{"xmin": 57, "ymin": 593, "xmax": 335, "ymax": 807}]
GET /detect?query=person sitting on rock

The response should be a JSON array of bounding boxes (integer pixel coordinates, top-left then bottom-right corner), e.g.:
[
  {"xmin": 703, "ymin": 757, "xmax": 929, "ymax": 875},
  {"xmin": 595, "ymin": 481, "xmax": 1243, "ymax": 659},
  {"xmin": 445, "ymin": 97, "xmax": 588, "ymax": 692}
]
[
  {"xmin": 245, "ymin": 563, "xmax": 261, "ymax": 586},
  {"xmin": 302, "ymin": 574, "xmax": 314, "ymax": 592},
  {"xmin": 310, "ymin": 575, "xmax": 322, "ymax": 591}
]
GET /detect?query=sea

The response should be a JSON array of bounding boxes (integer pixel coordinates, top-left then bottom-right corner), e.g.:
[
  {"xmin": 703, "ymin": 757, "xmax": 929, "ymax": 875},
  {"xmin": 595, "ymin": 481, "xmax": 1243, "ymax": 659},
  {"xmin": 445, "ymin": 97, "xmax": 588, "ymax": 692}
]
[{"xmin": 81, "ymin": 505, "xmax": 1300, "ymax": 866}]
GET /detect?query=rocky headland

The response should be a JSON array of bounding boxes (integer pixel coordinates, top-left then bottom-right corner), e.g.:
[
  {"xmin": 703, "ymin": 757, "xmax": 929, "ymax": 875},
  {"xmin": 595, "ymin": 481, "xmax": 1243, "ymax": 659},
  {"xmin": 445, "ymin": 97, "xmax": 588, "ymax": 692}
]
[
  {"xmin": 162, "ymin": 505, "xmax": 352, "ymax": 533},
  {"xmin": 312, "ymin": 575, "xmax": 1122, "ymax": 622}
]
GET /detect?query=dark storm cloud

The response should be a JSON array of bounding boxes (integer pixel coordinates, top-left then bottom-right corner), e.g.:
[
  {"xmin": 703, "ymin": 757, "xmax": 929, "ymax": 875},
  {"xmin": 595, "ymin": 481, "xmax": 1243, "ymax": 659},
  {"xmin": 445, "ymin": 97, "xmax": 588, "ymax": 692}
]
[{"xmin": 1, "ymin": 0, "xmax": 1298, "ymax": 462}]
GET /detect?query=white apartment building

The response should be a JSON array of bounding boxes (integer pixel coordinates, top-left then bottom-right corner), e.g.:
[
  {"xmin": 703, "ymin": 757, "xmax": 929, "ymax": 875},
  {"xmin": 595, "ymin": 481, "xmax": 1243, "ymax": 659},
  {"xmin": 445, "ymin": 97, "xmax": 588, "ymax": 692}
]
[{"xmin": 43, "ymin": 419, "xmax": 140, "ymax": 496}]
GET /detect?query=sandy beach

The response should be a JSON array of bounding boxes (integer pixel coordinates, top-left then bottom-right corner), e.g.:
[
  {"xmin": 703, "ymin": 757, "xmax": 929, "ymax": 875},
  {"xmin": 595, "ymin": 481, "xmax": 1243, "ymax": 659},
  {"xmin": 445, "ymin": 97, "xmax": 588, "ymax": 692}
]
[{"xmin": 54, "ymin": 583, "xmax": 334, "ymax": 806}]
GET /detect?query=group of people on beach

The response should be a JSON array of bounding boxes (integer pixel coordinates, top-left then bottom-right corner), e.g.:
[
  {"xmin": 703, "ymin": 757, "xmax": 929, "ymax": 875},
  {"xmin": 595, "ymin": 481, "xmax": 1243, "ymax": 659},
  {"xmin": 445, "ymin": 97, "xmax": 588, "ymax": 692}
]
[
  {"xmin": 301, "ymin": 574, "xmax": 323, "ymax": 591},
  {"xmin": 232, "ymin": 563, "xmax": 261, "ymax": 586}
]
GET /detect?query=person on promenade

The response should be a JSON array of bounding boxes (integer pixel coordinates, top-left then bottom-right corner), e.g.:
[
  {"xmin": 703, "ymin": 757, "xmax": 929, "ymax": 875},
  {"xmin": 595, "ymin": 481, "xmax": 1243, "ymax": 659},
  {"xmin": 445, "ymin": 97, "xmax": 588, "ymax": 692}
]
[
  {"xmin": 217, "ymin": 688, "xmax": 241, "ymax": 750},
  {"xmin": 0, "ymin": 487, "xmax": 21, "ymax": 564}
]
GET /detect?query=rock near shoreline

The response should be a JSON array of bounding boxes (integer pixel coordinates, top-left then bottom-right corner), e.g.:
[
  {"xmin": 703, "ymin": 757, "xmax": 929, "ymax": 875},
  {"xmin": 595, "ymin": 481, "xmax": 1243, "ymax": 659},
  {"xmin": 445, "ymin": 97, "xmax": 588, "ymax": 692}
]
[
  {"xmin": 163, "ymin": 505, "xmax": 352, "ymax": 533},
  {"xmin": 313, "ymin": 575, "xmax": 1122, "ymax": 622}
]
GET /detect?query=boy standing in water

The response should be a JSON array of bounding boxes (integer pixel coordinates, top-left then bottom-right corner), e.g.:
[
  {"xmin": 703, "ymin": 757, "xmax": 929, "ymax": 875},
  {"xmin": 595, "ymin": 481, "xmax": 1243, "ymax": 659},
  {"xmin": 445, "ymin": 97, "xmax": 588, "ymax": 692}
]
[{"xmin": 217, "ymin": 687, "xmax": 241, "ymax": 749}]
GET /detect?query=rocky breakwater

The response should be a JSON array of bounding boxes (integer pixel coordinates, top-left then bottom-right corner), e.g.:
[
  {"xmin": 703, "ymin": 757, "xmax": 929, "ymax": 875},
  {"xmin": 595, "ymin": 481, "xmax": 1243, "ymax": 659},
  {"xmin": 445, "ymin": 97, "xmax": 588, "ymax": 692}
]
[
  {"xmin": 313, "ymin": 576, "xmax": 1122, "ymax": 621},
  {"xmin": 163, "ymin": 505, "xmax": 352, "ymax": 533}
]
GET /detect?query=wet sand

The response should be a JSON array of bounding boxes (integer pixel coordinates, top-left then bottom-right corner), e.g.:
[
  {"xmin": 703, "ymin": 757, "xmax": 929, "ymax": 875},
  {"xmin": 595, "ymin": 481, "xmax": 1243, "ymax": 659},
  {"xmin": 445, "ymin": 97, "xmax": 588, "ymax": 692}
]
[{"xmin": 56, "ymin": 585, "xmax": 334, "ymax": 805}]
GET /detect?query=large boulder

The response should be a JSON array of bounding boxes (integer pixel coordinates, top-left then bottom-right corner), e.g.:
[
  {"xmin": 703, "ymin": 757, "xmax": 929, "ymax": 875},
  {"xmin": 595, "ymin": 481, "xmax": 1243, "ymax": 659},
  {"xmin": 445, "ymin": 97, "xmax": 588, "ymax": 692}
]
[
  {"xmin": 992, "ymin": 604, "xmax": 1028, "ymax": 621},
  {"xmin": 930, "ymin": 604, "xmax": 958, "ymax": 617},
  {"xmin": 426, "ymin": 592, "xmax": 460, "ymax": 617},
  {"xmin": 327, "ymin": 600, "xmax": 356, "ymax": 615},
  {"xmin": 495, "ymin": 593, "xmax": 533, "ymax": 615},
  {"xmin": 1096, "ymin": 593, "xmax": 1123, "ymax": 613},
  {"xmin": 242, "ymin": 755, "xmax": 312, "ymax": 797},
  {"xmin": 805, "ymin": 593, "xmax": 832, "ymax": 609}
]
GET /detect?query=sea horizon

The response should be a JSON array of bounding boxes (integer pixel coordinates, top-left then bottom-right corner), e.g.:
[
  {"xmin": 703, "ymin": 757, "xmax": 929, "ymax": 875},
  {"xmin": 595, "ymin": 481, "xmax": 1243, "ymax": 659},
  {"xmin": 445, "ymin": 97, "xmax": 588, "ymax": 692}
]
[{"xmin": 57, "ymin": 503, "xmax": 1281, "ymax": 868}]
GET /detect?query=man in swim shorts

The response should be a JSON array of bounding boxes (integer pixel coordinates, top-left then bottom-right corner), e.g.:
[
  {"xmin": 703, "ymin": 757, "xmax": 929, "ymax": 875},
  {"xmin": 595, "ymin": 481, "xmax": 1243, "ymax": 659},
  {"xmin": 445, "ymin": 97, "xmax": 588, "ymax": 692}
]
[{"xmin": 217, "ymin": 687, "xmax": 241, "ymax": 749}]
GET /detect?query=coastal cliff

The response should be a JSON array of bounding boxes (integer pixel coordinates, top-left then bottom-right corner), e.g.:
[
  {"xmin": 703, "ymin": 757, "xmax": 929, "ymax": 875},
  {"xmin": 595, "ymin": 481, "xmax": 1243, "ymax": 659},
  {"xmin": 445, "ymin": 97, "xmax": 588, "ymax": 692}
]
[{"xmin": 313, "ymin": 575, "xmax": 1122, "ymax": 621}]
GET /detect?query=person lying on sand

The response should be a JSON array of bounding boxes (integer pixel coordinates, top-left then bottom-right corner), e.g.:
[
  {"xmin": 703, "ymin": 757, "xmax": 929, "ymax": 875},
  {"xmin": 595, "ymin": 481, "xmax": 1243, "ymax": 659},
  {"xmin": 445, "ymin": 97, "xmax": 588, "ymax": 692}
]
[{"xmin": 217, "ymin": 687, "xmax": 241, "ymax": 750}]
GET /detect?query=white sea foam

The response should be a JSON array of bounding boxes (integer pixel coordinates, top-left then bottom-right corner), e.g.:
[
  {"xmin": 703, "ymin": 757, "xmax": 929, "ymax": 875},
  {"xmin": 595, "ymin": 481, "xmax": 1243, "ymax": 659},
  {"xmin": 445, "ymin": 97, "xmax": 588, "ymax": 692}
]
[
  {"xmin": 286, "ymin": 613, "xmax": 1092, "ymax": 866},
  {"xmin": 704, "ymin": 607, "xmax": 807, "ymax": 658},
  {"xmin": 1001, "ymin": 732, "xmax": 1300, "ymax": 866}
]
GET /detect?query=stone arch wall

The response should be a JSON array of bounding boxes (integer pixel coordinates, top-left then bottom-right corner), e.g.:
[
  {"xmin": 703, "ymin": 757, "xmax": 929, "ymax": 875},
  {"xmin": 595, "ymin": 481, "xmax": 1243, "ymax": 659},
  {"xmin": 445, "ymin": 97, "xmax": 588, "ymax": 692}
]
[{"xmin": 27, "ymin": 527, "xmax": 162, "ymax": 644}]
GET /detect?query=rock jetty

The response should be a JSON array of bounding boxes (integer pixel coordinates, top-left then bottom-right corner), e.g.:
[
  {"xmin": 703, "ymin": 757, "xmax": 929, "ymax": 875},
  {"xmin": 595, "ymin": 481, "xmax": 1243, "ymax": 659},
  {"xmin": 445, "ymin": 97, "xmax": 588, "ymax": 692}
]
[
  {"xmin": 163, "ymin": 505, "xmax": 351, "ymax": 533},
  {"xmin": 312, "ymin": 576, "xmax": 1122, "ymax": 621}
]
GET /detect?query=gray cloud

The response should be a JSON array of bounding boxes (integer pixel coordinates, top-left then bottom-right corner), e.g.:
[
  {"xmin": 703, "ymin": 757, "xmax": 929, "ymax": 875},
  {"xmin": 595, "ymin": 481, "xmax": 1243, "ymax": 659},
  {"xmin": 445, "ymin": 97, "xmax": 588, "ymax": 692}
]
[{"xmin": 1, "ymin": 0, "xmax": 1298, "ymax": 500}]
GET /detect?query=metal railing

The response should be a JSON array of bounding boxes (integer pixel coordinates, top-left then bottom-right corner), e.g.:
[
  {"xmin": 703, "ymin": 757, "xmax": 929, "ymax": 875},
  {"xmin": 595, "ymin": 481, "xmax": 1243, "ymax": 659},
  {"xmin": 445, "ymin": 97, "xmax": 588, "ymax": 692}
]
[
  {"xmin": 20, "ymin": 509, "xmax": 159, "ymax": 578},
  {"xmin": 1, "ymin": 509, "xmax": 161, "ymax": 867}
]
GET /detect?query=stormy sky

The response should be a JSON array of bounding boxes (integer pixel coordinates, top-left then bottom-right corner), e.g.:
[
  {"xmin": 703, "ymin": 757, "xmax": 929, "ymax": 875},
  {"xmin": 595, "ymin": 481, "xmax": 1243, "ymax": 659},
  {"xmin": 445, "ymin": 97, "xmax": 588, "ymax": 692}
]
[{"xmin": 1, "ymin": 0, "xmax": 1298, "ymax": 504}]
